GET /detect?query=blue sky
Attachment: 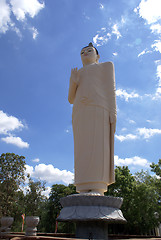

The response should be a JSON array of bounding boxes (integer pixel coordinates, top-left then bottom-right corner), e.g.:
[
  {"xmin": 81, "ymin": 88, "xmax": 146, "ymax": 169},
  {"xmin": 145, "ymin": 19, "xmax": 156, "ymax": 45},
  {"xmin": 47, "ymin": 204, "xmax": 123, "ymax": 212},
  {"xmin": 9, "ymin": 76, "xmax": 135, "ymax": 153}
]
[{"xmin": 0, "ymin": 0, "xmax": 161, "ymax": 195}]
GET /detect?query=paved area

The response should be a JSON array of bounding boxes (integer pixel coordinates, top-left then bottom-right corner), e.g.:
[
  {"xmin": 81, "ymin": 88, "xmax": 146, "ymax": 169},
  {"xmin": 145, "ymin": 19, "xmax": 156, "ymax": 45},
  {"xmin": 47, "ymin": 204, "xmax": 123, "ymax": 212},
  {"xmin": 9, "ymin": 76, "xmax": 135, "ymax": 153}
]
[{"xmin": 1, "ymin": 234, "xmax": 161, "ymax": 240}]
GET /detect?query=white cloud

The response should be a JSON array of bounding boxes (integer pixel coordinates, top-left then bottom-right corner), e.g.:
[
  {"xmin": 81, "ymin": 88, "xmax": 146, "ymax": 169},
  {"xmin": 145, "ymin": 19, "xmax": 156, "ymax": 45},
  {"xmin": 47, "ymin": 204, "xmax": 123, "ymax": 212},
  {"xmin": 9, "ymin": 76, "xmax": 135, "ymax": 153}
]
[
  {"xmin": 115, "ymin": 155, "xmax": 150, "ymax": 168},
  {"xmin": 121, "ymin": 127, "xmax": 127, "ymax": 132},
  {"xmin": 112, "ymin": 24, "xmax": 122, "ymax": 39},
  {"xmin": 42, "ymin": 186, "xmax": 51, "ymax": 198},
  {"xmin": 157, "ymin": 64, "xmax": 161, "ymax": 77},
  {"xmin": 83, "ymin": 12, "xmax": 90, "ymax": 21},
  {"xmin": 25, "ymin": 163, "xmax": 74, "ymax": 185},
  {"xmin": 156, "ymin": 87, "xmax": 161, "ymax": 96},
  {"xmin": 0, "ymin": 110, "xmax": 29, "ymax": 148},
  {"xmin": 156, "ymin": 64, "xmax": 161, "ymax": 87},
  {"xmin": 65, "ymin": 125, "xmax": 72, "ymax": 134},
  {"xmin": 146, "ymin": 120, "xmax": 153, "ymax": 123},
  {"xmin": 116, "ymin": 127, "xmax": 161, "ymax": 142},
  {"xmin": 116, "ymin": 67, "xmax": 161, "ymax": 102},
  {"xmin": 30, "ymin": 26, "xmax": 38, "ymax": 39},
  {"xmin": 1, "ymin": 135, "xmax": 29, "ymax": 148},
  {"xmin": 92, "ymin": 17, "xmax": 125, "ymax": 47},
  {"xmin": 99, "ymin": 3, "xmax": 104, "ymax": 9},
  {"xmin": 137, "ymin": 127, "xmax": 161, "ymax": 139},
  {"xmin": 155, "ymin": 60, "xmax": 161, "ymax": 64},
  {"xmin": 135, "ymin": 0, "xmax": 161, "ymax": 24},
  {"xmin": 10, "ymin": 0, "xmax": 44, "ymax": 21},
  {"xmin": 149, "ymin": 64, "xmax": 161, "ymax": 99},
  {"xmin": 12, "ymin": 24, "xmax": 22, "ymax": 38},
  {"xmin": 0, "ymin": 0, "xmax": 44, "ymax": 37},
  {"xmin": 32, "ymin": 158, "xmax": 40, "ymax": 163},
  {"xmin": 152, "ymin": 40, "xmax": 161, "ymax": 53},
  {"xmin": 93, "ymin": 33, "xmax": 111, "ymax": 47},
  {"xmin": 115, "ymin": 134, "xmax": 138, "ymax": 142},
  {"xmin": 138, "ymin": 50, "xmax": 146, "ymax": 57},
  {"xmin": 138, "ymin": 49, "xmax": 152, "ymax": 57},
  {"xmin": 116, "ymin": 88, "xmax": 140, "ymax": 101},
  {"xmin": 144, "ymin": 63, "xmax": 161, "ymax": 100},
  {"xmin": 0, "ymin": 0, "xmax": 11, "ymax": 33},
  {"xmin": 113, "ymin": 52, "xmax": 118, "ymax": 56},
  {"xmin": 0, "ymin": 110, "xmax": 24, "ymax": 134},
  {"xmin": 129, "ymin": 119, "xmax": 136, "ymax": 124},
  {"xmin": 101, "ymin": 27, "xmax": 106, "ymax": 32},
  {"xmin": 135, "ymin": 0, "xmax": 161, "ymax": 58},
  {"xmin": 25, "ymin": 165, "xmax": 34, "ymax": 176},
  {"xmin": 150, "ymin": 24, "xmax": 161, "ymax": 34},
  {"xmin": 121, "ymin": 16, "xmax": 126, "ymax": 25}
]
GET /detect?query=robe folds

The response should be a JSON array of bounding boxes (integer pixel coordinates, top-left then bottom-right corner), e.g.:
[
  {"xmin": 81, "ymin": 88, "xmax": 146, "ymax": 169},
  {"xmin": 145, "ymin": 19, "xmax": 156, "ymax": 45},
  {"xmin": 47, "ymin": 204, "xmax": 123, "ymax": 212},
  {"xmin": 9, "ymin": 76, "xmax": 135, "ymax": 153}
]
[{"xmin": 68, "ymin": 62, "xmax": 116, "ymax": 193}]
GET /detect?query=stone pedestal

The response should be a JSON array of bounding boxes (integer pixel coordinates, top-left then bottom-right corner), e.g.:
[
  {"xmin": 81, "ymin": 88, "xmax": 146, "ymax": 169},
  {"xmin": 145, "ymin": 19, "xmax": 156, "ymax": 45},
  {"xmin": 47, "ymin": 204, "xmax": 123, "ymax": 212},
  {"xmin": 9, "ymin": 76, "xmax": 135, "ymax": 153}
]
[
  {"xmin": 76, "ymin": 221, "xmax": 109, "ymax": 239},
  {"xmin": 0, "ymin": 217, "xmax": 14, "ymax": 235},
  {"xmin": 25, "ymin": 216, "xmax": 40, "ymax": 236},
  {"xmin": 57, "ymin": 194, "xmax": 126, "ymax": 239}
]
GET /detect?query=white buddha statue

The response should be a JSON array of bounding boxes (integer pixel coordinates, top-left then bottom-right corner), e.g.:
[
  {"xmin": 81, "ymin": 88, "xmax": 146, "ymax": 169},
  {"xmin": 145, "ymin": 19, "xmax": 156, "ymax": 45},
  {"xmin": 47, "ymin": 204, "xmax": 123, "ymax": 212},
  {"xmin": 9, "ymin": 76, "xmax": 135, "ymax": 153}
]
[{"xmin": 68, "ymin": 43, "xmax": 116, "ymax": 195}]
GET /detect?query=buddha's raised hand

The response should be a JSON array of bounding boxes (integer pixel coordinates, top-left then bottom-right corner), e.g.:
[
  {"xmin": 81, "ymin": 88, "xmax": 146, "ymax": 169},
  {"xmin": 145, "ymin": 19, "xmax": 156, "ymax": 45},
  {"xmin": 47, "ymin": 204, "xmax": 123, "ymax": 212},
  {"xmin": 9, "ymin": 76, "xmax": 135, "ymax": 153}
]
[{"xmin": 70, "ymin": 67, "xmax": 79, "ymax": 84}]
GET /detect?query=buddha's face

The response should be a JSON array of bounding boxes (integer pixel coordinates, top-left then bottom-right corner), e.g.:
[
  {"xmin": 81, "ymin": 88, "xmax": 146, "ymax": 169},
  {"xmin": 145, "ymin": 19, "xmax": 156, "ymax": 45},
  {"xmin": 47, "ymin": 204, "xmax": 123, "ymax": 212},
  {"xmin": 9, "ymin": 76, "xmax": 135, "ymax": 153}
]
[{"xmin": 80, "ymin": 46, "xmax": 100, "ymax": 66}]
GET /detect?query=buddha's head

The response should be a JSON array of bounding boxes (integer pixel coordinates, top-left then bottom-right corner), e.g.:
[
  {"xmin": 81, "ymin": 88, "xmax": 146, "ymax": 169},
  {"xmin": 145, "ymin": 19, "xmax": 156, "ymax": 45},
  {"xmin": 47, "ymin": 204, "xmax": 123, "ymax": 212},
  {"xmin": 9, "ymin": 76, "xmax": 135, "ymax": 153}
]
[{"xmin": 81, "ymin": 42, "xmax": 100, "ymax": 66}]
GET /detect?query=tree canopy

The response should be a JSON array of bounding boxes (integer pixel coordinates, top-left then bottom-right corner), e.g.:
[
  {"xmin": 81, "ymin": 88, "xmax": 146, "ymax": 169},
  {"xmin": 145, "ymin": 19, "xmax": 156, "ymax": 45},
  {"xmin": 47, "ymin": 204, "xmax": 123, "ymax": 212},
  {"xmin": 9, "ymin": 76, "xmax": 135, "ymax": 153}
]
[
  {"xmin": 106, "ymin": 166, "xmax": 161, "ymax": 234},
  {"xmin": 0, "ymin": 153, "xmax": 26, "ymax": 217},
  {"xmin": 24, "ymin": 178, "xmax": 46, "ymax": 216},
  {"xmin": 0, "ymin": 152, "xmax": 161, "ymax": 235}
]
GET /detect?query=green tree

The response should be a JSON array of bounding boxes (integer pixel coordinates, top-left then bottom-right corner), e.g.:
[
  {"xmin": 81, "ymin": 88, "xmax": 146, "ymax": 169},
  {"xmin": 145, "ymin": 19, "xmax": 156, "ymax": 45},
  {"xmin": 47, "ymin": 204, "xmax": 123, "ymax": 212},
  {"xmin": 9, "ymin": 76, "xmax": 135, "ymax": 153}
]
[
  {"xmin": 151, "ymin": 159, "xmax": 161, "ymax": 201},
  {"xmin": 106, "ymin": 166, "xmax": 160, "ymax": 235},
  {"xmin": 12, "ymin": 190, "xmax": 26, "ymax": 232},
  {"xmin": 151, "ymin": 159, "xmax": 161, "ymax": 177},
  {"xmin": 25, "ymin": 178, "xmax": 46, "ymax": 216},
  {"xmin": 130, "ymin": 170, "xmax": 160, "ymax": 234},
  {"xmin": 107, "ymin": 166, "xmax": 135, "ymax": 197},
  {"xmin": 150, "ymin": 159, "xmax": 161, "ymax": 221},
  {"xmin": 0, "ymin": 153, "xmax": 26, "ymax": 217},
  {"xmin": 106, "ymin": 166, "xmax": 135, "ymax": 234},
  {"xmin": 43, "ymin": 184, "xmax": 76, "ymax": 233}
]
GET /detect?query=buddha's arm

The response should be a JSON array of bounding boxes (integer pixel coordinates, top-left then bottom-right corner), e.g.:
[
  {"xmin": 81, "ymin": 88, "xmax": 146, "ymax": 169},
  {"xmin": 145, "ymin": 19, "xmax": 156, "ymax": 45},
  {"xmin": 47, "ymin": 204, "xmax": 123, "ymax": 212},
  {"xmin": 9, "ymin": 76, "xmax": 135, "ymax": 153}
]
[
  {"xmin": 68, "ymin": 78, "xmax": 78, "ymax": 104},
  {"xmin": 68, "ymin": 68, "xmax": 79, "ymax": 104}
]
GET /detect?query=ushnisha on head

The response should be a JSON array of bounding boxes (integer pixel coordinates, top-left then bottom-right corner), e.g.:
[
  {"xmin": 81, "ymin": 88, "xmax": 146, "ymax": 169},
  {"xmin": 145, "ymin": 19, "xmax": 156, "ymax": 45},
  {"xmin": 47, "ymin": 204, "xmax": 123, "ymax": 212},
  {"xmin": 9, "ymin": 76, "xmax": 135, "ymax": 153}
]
[{"xmin": 80, "ymin": 42, "xmax": 100, "ymax": 66}]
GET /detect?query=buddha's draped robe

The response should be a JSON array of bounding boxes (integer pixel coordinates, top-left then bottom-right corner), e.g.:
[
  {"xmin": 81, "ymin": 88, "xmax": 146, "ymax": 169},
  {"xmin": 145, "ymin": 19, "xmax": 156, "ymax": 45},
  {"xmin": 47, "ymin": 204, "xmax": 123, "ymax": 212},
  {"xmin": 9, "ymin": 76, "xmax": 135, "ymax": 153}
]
[{"xmin": 68, "ymin": 62, "xmax": 116, "ymax": 193}]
